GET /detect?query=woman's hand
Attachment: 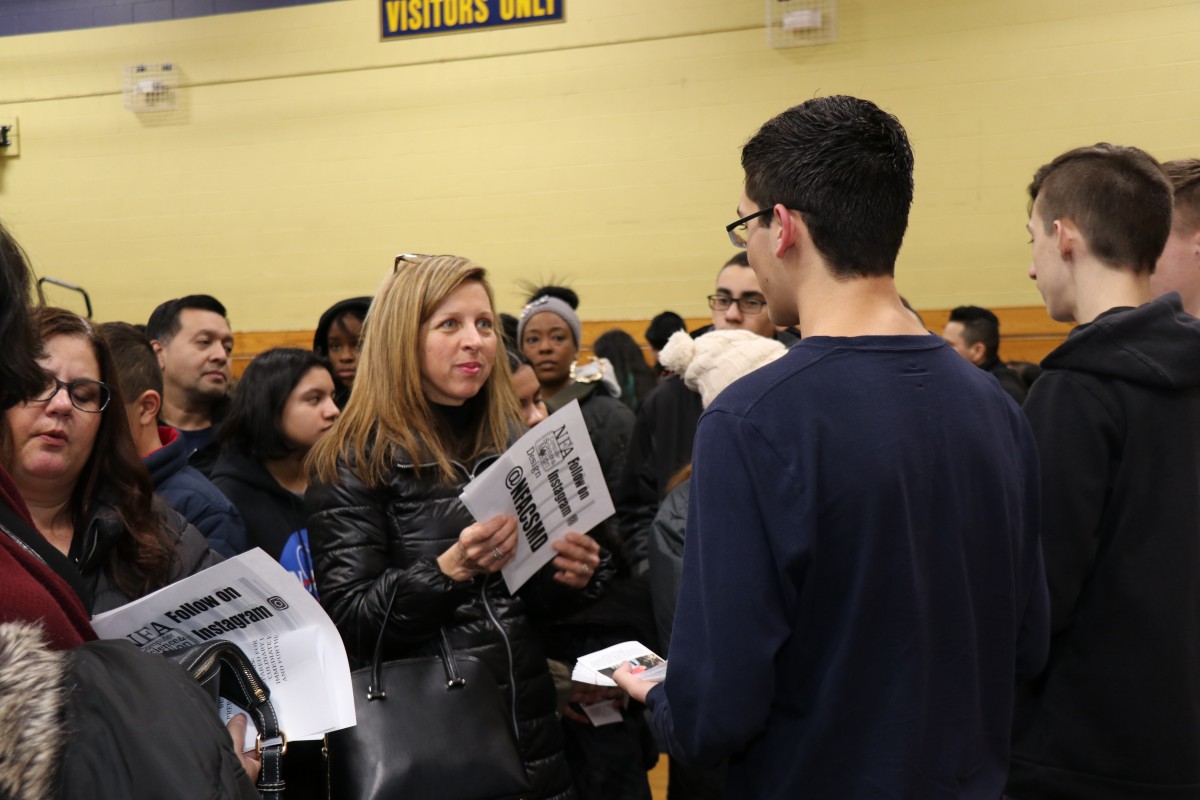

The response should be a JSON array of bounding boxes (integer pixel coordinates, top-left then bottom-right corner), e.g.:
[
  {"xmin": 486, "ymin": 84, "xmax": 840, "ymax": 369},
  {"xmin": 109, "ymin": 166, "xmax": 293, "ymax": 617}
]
[
  {"xmin": 550, "ymin": 531, "xmax": 602, "ymax": 590},
  {"xmin": 437, "ymin": 514, "xmax": 519, "ymax": 582}
]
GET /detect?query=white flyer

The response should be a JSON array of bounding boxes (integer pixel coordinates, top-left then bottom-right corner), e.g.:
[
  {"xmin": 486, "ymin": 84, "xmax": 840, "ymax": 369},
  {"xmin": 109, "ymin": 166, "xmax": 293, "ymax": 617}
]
[
  {"xmin": 91, "ymin": 548, "xmax": 356, "ymax": 744},
  {"xmin": 460, "ymin": 399, "xmax": 615, "ymax": 594},
  {"xmin": 571, "ymin": 640, "xmax": 668, "ymax": 687}
]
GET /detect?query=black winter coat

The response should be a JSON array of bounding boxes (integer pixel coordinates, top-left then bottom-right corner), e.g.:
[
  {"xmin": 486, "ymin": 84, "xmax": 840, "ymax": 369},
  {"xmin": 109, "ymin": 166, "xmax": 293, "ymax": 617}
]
[
  {"xmin": 307, "ymin": 445, "xmax": 606, "ymax": 800},
  {"xmin": 0, "ymin": 622, "xmax": 259, "ymax": 800}
]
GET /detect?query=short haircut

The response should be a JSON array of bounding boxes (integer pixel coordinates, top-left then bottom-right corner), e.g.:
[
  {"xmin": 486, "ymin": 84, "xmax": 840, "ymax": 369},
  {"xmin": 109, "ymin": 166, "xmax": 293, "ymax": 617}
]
[
  {"xmin": 1163, "ymin": 159, "xmax": 1200, "ymax": 234},
  {"xmin": 645, "ymin": 311, "xmax": 687, "ymax": 350},
  {"xmin": 741, "ymin": 95, "xmax": 915, "ymax": 279},
  {"xmin": 1029, "ymin": 143, "xmax": 1173, "ymax": 274},
  {"xmin": 100, "ymin": 322, "xmax": 164, "ymax": 401},
  {"xmin": 145, "ymin": 294, "xmax": 229, "ymax": 345},
  {"xmin": 217, "ymin": 348, "xmax": 331, "ymax": 461},
  {"xmin": 723, "ymin": 252, "xmax": 750, "ymax": 270},
  {"xmin": 948, "ymin": 305, "xmax": 1001, "ymax": 361}
]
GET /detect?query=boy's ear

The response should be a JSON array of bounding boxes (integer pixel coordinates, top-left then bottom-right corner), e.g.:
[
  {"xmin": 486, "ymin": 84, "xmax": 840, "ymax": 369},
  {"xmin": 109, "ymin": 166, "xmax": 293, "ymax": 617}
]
[
  {"xmin": 775, "ymin": 205, "xmax": 805, "ymax": 260},
  {"xmin": 136, "ymin": 389, "xmax": 162, "ymax": 428},
  {"xmin": 1054, "ymin": 219, "xmax": 1078, "ymax": 261}
]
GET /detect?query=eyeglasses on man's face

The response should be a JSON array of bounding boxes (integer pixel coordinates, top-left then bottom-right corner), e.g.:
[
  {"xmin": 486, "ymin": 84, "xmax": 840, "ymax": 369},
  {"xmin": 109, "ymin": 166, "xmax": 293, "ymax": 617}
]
[
  {"xmin": 725, "ymin": 208, "xmax": 774, "ymax": 249},
  {"xmin": 31, "ymin": 378, "xmax": 111, "ymax": 413},
  {"xmin": 707, "ymin": 294, "xmax": 767, "ymax": 315}
]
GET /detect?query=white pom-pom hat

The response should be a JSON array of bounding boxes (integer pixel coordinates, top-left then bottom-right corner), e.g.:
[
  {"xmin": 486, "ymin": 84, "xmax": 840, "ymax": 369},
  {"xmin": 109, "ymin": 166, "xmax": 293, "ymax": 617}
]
[{"xmin": 658, "ymin": 329, "xmax": 787, "ymax": 408}]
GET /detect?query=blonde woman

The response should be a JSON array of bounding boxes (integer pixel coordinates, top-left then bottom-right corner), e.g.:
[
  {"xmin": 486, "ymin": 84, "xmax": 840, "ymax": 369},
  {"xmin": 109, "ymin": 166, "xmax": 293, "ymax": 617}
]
[{"xmin": 307, "ymin": 255, "xmax": 608, "ymax": 800}]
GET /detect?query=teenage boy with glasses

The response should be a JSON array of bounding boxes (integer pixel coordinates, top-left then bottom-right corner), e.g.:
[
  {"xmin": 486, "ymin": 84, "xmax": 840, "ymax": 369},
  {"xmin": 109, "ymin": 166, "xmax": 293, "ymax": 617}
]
[
  {"xmin": 614, "ymin": 96, "xmax": 1049, "ymax": 800},
  {"xmin": 614, "ymin": 251, "xmax": 795, "ymax": 578}
]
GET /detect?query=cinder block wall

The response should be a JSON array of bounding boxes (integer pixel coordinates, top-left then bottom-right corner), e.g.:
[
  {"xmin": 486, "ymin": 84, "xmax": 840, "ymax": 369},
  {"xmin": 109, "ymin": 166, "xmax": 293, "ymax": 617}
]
[{"xmin": 1, "ymin": 0, "xmax": 1197, "ymax": 331}]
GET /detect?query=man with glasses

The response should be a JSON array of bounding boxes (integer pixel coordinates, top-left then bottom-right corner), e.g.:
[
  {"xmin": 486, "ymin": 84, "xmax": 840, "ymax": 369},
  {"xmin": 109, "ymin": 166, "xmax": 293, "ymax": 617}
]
[
  {"xmin": 614, "ymin": 96, "xmax": 1048, "ymax": 799},
  {"xmin": 615, "ymin": 252, "xmax": 793, "ymax": 577},
  {"xmin": 691, "ymin": 252, "xmax": 790, "ymax": 342}
]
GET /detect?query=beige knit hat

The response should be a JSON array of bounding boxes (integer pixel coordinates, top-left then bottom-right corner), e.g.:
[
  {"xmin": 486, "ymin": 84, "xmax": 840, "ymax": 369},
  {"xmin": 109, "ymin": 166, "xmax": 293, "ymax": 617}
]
[{"xmin": 659, "ymin": 329, "xmax": 787, "ymax": 408}]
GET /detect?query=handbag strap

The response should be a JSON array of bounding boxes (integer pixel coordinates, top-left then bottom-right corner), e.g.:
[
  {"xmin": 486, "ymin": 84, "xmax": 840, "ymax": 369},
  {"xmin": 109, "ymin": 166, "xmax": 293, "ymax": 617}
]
[
  {"xmin": 169, "ymin": 640, "xmax": 286, "ymax": 800},
  {"xmin": 367, "ymin": 583, "xmax": 465, "ymax": 700}
]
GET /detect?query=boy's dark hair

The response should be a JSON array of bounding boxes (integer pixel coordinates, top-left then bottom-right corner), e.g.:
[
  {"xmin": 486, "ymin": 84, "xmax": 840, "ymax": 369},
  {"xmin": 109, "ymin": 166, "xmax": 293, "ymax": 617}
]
[
  {"xmin": 1029, "ymin": 143, "xmax": 1173, "ymax": 274},
  {"xmin": 145, "ymin": 294, "xmax": 228, "ymax": 345},
  {"xmin": 645, "ymin": 311, "xmax": 687, "ymax": 351},
  {"xmin": 217, "ymin": 348, "xmax": 331, "ymax": 461},
  {"xmin": 0, "ymin": 220, "xmax": 49, "ymax": 410},
  {"xmin": 741, "ymin": 95, "xmax": 915, "ymax": 279},
  {"xmin": 1163, "ymin": 159, "xmax": 1200, "ymax": 234},
  {"xmin": 723, "ymin": 252, "xmax": 750, "ymax": 270},
  {"xmin": 948, "ymin": 306, "xmax": 1001, "ymax": 361},
  {"xmin": 99, "ymin": 322, "xmax": 164, "ymax": 401}
]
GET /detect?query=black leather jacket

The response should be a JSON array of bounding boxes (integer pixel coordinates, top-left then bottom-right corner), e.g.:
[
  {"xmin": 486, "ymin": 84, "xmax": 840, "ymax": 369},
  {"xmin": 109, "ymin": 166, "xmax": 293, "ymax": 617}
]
[{"xmin": 307, "ymin": 444, "xmax": 612, "ymax": 800}]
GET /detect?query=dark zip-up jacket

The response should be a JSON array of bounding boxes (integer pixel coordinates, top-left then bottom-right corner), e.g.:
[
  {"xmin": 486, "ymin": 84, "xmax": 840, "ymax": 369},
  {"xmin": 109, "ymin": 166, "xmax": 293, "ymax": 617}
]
[
  {"xmin": 1009, "ymin": 293, "xmax": 1200, "ymax": 799},
  {"xmin": 145, "ymin": 426, "xmax": 247, "ymax": 558},
  {"xmin": 307, "ymin": 443, "xmax": 610, "ymax": 800}
]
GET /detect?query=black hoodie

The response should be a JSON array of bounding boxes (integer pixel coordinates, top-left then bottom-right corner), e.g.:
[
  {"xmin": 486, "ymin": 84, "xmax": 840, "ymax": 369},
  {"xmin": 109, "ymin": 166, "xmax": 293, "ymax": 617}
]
[{"xmin": 1009, "ymin": 293, "xmax": 1200, "ymax": 799}]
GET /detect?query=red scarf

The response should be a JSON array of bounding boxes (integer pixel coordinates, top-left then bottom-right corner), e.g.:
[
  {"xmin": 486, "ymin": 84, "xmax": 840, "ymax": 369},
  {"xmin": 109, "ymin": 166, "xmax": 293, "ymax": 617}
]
[{"xmin": 0, "ymin": 465, "xmax": 95, "ymax": 649}]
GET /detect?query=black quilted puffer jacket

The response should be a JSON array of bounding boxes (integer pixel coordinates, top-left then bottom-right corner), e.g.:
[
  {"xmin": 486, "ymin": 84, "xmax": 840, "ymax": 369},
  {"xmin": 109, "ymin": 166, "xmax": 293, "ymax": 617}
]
[{"xmin": 307, "ymin": 445, "xmax": 612, "ymax": 800}]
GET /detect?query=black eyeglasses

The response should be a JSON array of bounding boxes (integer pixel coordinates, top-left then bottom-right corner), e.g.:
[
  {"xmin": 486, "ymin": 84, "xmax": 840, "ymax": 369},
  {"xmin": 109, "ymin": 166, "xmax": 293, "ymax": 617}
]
[
  {"xmin": 31, "ymin": 378, "xmax": 111, "ymax": 413},
  {"xmin": 725, "ymin": 209, "xmax": 774, "ymax": 248},
  {"xmin": 707, "ymin": 294, "xmax": 767, "ymax": 315}
]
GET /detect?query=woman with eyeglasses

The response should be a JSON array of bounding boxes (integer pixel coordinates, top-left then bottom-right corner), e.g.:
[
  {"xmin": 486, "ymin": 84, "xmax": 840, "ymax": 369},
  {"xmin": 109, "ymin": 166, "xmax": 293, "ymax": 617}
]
[
  {"xmin": 2, "ymin": 307, "xmax": 219, "ymax": 614},
  {"xmin": 308, "ymin": 255, "xmax": 610, "ymax": 800}
]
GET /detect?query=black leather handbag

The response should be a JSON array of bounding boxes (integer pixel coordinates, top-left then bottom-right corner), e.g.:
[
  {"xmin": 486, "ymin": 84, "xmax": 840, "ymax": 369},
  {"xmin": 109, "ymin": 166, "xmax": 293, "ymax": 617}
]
[
  {"xmin": 166, "ymin": 638, "xmax": 288, "ymax": 800},
  {"xmin": 324, "ymin": 586, "xmax": 532, "ymax": 800}
]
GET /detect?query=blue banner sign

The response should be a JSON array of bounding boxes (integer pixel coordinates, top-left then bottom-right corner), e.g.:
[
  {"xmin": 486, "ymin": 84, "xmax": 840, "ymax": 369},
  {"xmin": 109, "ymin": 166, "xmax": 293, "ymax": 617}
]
[{"xmin": 382, "ymin": 0, "xmax": 563, "ymax": 39}]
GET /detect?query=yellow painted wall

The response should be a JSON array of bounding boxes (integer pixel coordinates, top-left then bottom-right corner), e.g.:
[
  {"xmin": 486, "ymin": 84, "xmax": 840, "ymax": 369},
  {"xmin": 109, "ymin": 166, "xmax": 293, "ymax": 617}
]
[{"xmin": 1, "ymin": 0, "xmax": 1198, "ymax": 331}]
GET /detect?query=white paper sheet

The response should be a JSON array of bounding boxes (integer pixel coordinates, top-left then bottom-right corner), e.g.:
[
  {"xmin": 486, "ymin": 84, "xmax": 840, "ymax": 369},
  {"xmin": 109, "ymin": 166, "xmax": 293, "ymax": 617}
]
[
  {"xmin": 91, "ymin": 548, "xmax": 356, "ymax": 743},
  {"xmin": 459, "ymin": 400, "xmax": 615, "ymax": 593},
  {"xmin": 571, "ymin": 640, "xmax": 667, "ymax": 687}
]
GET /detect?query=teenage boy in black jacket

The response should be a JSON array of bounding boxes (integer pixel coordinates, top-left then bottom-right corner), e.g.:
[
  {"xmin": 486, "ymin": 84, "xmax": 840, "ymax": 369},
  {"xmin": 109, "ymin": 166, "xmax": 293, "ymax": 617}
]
[{"xmin": 1008, "ymin": 144, "xmax": 1200, "ymax": 800}]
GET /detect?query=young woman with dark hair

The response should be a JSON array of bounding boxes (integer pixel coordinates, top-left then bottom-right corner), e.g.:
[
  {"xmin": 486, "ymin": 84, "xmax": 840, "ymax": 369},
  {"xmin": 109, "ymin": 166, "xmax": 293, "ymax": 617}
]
[
  {"xmin": 2, "ymin": 307, "xmax": 219, "ymax": 614},
  {"xmin": 592, "ymin": 329, "xmax": 657, "ymax": 412},
  {"xmin": 212, "ymin": 348, "xmax": 339, "ymax": 595},
  {"xmin": 312, "ymin": 296, "xmax": 370, "ymax": 407}
]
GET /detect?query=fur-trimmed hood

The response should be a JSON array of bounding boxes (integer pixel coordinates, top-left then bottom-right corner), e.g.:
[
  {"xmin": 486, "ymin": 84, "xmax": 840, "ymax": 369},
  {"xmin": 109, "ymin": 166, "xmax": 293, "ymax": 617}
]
[{"xmin": 0, "ymin": 622, "xmax": 66, "ymax": 800}]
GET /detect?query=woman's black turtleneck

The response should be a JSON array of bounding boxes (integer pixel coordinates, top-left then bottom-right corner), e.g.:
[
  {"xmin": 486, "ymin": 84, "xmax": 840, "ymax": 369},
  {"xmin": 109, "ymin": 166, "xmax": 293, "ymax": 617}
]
[{"xmin": 429, "ymin": 397, "xmax": 484, "ymax": 461}]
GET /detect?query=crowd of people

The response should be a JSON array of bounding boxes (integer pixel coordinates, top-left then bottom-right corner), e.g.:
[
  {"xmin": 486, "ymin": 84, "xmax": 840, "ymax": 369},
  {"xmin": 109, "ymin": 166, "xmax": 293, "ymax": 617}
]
[{"xmin": 1, "ymin": 93, "xmax": 1199, "ymax": 800}]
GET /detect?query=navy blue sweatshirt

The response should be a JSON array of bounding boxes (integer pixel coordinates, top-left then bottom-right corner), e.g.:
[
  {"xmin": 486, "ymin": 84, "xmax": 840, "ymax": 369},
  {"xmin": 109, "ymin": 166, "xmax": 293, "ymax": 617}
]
[{"xmin": 646, "ymin": 334, "xmax": 1049, "ymax": 799}]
